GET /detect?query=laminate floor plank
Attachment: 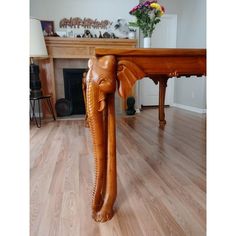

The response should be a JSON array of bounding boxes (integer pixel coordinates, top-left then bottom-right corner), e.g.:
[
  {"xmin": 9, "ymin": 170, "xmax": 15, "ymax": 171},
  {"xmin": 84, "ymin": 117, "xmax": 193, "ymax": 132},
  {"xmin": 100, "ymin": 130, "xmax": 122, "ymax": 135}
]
[{"xmin": 30, "ymin": 107, "xmax": 206, "ymax": 236}]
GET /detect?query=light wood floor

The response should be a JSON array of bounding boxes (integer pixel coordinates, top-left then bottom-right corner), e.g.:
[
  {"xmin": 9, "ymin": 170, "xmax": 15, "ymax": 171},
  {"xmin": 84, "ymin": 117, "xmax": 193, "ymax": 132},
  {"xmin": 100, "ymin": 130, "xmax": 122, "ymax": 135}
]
[{"xmin": 30, "ymin": 107, "xmax": 206, "ymax": 236}]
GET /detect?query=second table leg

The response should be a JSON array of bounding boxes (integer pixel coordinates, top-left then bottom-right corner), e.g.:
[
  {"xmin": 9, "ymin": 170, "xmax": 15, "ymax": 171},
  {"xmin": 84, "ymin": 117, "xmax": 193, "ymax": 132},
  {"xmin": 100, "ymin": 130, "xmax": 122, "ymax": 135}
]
[{"xmin": 158, "ymin": 78, "xmax": 168, "ymax": 128}]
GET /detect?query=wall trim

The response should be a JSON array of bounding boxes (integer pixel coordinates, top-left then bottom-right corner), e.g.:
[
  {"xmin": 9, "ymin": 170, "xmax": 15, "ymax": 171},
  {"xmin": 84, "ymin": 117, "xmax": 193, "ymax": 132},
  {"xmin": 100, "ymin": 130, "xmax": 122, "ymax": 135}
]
[{"xmin": 172, "ymin": 103, "xmax": 206, "ymax": 114}]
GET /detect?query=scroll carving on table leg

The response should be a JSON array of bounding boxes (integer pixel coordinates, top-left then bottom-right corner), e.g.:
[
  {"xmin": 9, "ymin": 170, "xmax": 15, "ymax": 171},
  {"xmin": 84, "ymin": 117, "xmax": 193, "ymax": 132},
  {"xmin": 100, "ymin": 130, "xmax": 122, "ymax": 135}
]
[
  {"xmin": 117, "ymin": 60, "xmax": 145, "ymax": 98},
  {"xmin": 86, "ymin": 55, "xmax": 117, "ymax": 222}
]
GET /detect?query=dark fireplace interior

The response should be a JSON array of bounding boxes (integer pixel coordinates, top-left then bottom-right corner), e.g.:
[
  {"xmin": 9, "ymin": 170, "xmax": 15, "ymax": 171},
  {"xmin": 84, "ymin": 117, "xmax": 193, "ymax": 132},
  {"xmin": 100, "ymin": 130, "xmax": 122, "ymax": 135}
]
[{"xmin": 63, "ymin": 68, "xmax": 86, "ymax": 115}]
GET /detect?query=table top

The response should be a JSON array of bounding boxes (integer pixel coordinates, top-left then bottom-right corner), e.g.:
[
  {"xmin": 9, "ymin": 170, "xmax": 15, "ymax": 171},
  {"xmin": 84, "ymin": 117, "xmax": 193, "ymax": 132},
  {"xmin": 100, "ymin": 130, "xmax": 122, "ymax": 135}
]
[
  {"xmin": 95, "ymin": 48, "xmax": 206, "ymax": 57},
  {"xmin": 91, "ymin": 48, "xmax": 206, "ymax": 99}
]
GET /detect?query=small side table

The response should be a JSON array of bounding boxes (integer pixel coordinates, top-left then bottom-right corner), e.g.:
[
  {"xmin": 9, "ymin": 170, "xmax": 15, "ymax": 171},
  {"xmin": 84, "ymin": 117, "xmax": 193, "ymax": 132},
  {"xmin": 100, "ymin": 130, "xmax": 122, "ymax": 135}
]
[{"xmin": 30, "ymin": 95, "xmax": 56, "ymax": 128}]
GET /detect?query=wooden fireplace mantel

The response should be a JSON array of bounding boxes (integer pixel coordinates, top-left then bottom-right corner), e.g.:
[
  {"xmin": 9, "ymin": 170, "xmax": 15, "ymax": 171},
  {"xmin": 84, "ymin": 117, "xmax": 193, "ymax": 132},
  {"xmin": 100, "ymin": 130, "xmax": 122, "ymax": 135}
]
[
  {"xmin": 39, "ymin": 37, "xmax": 137, "ymax": 116},
  {"xmin": 45, "ymin": 37, "xmax": 137, "ymax": 58}
]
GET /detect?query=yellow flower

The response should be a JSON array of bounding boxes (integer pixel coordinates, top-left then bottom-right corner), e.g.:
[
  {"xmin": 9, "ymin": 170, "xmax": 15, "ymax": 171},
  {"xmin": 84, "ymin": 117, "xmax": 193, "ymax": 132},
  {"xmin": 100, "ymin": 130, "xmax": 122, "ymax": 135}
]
[
  {"xmin": 150, "ymin": 3, "xmax": 161, "ymax": 11},
  {"xmin": 159, "ymin": 10, "xmax": 164, "ymax": 16}
]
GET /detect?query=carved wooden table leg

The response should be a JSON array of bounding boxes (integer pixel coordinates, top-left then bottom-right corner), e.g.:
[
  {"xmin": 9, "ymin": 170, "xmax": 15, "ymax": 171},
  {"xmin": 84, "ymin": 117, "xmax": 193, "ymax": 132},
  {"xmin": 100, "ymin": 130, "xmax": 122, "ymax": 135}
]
[
  {"xmin": 86, "ymin": 55, "xmax": 117, "ymax": 222},
  {"xmin": 94, "ymin": 93, "xmax": 117, "ymax": 222},
  {"xmin": 158, "ymin": 77, "xmax": 168, "ymax": 128}
]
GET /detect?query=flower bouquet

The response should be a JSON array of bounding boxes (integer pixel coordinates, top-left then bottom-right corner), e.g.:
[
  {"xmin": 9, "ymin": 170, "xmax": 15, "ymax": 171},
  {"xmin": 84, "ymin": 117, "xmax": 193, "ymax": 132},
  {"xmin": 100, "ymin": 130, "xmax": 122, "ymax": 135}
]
[{"xmin": 129, "ymin": 0, "xmax": 165, "ymax": 38}]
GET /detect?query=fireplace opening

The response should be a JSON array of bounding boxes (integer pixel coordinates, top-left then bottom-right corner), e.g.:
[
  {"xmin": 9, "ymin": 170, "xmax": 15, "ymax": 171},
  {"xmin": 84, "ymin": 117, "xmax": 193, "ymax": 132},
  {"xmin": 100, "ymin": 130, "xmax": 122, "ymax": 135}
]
[{"xmin": 63, "ymin": 68, "xmax": 86, "ymax": 115}]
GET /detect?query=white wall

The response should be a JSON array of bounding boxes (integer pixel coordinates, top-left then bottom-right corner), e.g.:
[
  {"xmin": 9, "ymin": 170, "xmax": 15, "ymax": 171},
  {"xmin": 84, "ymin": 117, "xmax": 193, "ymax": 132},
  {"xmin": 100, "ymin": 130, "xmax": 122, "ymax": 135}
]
[
  {"xmin": 177, "ymin": 0, "xmax": 206, "ymax": 48},
  {"xmin": 30, "ymin": 0, "xmax": 139, "ymax": 35},
  {"xmin": 174, "ymin": 0, "xmax": 206, "ymax": 110},
  {"xmin": 157, "ymin": 0, "xmax": 206, "ymax": 111},
  {"xmin": 158, "ymin": 0, "xmax": 206, "ymax": 48}
]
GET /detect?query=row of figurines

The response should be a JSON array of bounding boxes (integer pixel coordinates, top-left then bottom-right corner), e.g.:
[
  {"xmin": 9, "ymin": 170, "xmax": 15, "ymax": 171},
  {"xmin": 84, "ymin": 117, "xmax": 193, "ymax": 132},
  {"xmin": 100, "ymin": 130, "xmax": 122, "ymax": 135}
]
[{"xmin": 50, "ymin": 29, "xmax": 136, "ymax": 39}]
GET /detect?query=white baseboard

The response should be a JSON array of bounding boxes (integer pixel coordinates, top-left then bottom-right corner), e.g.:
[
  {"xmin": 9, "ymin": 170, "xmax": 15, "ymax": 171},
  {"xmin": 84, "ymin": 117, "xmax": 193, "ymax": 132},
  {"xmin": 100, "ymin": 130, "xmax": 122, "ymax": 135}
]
[{"xmin": 172, "ymin": 103, "xmax": 206, "ymax": 114}]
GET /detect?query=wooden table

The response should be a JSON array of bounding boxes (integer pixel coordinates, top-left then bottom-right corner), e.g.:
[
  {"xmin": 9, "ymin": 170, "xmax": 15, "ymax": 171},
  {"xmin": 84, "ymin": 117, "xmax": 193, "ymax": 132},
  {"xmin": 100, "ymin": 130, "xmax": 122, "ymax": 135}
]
[{"xmin": 84, "ymin": 48, "xmax": 206, "ymax": 222}]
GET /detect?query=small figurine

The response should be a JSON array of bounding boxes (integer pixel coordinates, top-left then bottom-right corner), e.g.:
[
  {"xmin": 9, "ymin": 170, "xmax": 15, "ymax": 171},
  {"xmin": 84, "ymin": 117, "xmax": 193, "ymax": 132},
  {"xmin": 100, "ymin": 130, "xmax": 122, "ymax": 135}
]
[
  {"xmin": 114, "ymin": 19, "xmax": 129, "ymax": 38},
  {"xmin": 110, "ymin": 33, "xmax": 117, "ymax": 39},
  {"xmin": 126, "ymin": 96, "xmax": 136, "ymax": 115},
  {"xmin": 103, "ymin": 32, "xmax": 111, "ymax": 38},
  {"xmin": 82, "ymin": 30, "xmax": 93, "ymax": 38}
]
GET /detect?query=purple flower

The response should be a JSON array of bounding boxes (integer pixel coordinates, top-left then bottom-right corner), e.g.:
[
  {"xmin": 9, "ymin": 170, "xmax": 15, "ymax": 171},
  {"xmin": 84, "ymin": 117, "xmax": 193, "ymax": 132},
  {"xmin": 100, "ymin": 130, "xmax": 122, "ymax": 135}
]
[{"xmin": 129, "ymin": 0, "xmax": 165, "ymax": 37}]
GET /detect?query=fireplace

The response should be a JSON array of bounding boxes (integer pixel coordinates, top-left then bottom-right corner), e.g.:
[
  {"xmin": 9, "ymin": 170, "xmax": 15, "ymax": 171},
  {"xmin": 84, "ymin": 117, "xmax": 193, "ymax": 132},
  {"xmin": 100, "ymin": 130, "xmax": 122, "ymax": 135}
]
[{"xmin": 63, "ymin": 68, "xmax": 86, "ymax": 115}]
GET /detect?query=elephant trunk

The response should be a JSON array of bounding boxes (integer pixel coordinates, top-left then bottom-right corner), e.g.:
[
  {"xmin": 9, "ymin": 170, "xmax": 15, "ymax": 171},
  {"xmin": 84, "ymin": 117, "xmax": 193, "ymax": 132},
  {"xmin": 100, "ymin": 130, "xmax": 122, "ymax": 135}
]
[{"xmin": 87, "ymin": 81, "xmax": 106, "ymax": 212}]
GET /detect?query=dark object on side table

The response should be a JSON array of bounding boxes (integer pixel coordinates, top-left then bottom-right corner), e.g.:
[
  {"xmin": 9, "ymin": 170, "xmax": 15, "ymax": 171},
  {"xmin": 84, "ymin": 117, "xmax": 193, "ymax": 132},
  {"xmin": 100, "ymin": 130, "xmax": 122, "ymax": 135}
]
[
  {"xmin": 30, "ymin": 62, "xmax": 42, "ymax": 98},
  {"xmin": 126, "ymin": 96, "xmax": 136, "ymax": 115},
  {"xmin": 30, "ymin": 95, "xmax": 56, "ymax": 128}
]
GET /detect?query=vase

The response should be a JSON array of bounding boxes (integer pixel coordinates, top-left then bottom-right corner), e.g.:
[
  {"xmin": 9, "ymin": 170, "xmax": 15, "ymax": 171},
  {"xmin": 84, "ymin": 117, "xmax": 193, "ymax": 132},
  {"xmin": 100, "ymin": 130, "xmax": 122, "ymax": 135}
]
[
  {"xmin": 128, "ymin": 31, "xmax": 135, "ymax": 39},
  {"xmin": 143, "ymin": 37, "xmax": 151, "ymax": 48}
]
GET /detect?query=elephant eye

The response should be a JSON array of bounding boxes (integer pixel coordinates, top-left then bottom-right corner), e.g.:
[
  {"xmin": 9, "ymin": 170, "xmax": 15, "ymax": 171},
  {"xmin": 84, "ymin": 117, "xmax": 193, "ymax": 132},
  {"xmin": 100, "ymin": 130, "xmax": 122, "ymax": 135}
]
[
  {"xmin": 99, "ymin": 79, "xmax": 105, "ymax": 84},
  {"xmin": 98, "ymin": 74, "xmax": 107, "ymax": 85}
]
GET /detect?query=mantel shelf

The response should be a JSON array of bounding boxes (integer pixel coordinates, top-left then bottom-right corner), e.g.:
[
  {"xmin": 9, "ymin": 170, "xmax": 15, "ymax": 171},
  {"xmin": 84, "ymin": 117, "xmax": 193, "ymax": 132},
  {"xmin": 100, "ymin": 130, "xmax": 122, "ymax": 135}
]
[{"xmin": 45, "ymin": 37, "xmax": 137, "ymax": 59}]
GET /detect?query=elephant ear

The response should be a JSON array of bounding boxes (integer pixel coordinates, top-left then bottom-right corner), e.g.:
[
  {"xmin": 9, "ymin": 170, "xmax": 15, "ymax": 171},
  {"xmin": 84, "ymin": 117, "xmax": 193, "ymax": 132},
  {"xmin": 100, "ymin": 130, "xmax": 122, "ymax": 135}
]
[{"xmin": 117, "ymin": 60, "xmax": 145, "ymax": 98}]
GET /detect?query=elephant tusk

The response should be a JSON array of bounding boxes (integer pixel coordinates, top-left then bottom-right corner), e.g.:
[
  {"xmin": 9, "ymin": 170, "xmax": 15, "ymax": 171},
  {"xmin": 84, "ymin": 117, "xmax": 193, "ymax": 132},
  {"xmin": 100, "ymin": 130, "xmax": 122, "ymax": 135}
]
[{"xmin": 98, "ymin": 100, "xmax": 106, "ymax": 112}]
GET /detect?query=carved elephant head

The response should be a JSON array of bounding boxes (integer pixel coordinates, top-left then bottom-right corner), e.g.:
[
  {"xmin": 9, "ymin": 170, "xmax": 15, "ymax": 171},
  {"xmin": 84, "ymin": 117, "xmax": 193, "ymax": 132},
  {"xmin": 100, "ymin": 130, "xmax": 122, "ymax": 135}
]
[{"xmin": 86, "ymin": 55, "xmax": 116, "ymax": 111}]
